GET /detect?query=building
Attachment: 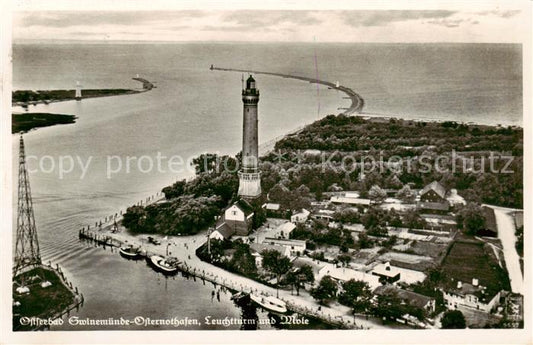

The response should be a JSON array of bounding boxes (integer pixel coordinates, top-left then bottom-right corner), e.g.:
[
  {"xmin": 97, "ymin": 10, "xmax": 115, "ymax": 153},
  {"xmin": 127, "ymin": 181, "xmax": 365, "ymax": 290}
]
[
  {"xmin": 217, "ymin": 199, "xmax": 255, "ymax": 237},
  {"xmin": 330, "ymin": 192, "xmax": 372, "ymax": 206},
  {"xmin": 250, "ymin": 243, "xmax": 291, "ymax": 267},
  {"xmin": 291, "ymin": 209, "xmax": 310, "ymax": 223},
  {"xmin": 209, "ymin": 223, "xmax": 234, "ymax": 241},
  {"xmin": 371, "ymin": 262, "xmax": 401, "ymax": 284},
  {"xmin": 317, "ymin": 264, "xmax": 381, "ymax": 290},
  {"xmin": 238, "ymin": 75, "xmax": 261, "ymax": 198},
  {"xmin": 262, "ymin": 203, "xmax": 280, "ymax": 211},
  {"xmin": 442, "ymin": 279, "xmax": 502, "ymax": 313},
  {"xmin": 262, "ymin": 237, "xmax": 306, "ymax": 257},
  {"xmin": 273, "ymin": 222, "xmax": 296, "ymax": 239},
  {"xmin": 374, "ymin": 285, "xmax": 436, "ymax": 314},
  {"xmin": 312, "ymin": 209, "xmax": 336, "ymax": 222},
  {"xmin": 417, "ymin": 181, "xmax": 449, "ymax": 212}
]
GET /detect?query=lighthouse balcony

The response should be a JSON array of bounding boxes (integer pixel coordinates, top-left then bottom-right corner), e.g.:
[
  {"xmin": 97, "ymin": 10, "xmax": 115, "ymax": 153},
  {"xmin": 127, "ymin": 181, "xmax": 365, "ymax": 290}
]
[{"xmin": 242, "ymin": 89, "xmax": 259, "ymax": 96}]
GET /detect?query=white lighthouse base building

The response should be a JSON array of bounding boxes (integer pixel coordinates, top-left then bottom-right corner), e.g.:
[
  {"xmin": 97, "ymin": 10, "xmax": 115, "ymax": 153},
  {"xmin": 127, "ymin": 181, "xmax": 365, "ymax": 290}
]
[{"xmin": 238, "ymin": 171, "xmax": 261, "ymax": 198}]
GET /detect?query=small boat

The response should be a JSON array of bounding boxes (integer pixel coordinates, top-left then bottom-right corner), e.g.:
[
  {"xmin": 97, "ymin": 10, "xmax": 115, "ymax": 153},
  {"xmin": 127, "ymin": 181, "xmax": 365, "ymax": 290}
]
[
  {"xmin": 119, "ymin": 245, "xmax": 142, "ymax": 260},
  {"xmin": 250, "ymin": 293, "xmax": 287, "ymax": 314},
  {"xmin": 148, "ymin": 255, "xmax": 179, "ymax": 275}
]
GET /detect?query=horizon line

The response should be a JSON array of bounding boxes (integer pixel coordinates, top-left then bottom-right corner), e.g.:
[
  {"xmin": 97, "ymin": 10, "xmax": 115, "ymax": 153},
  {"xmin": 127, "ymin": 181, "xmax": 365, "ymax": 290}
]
[{"xmin": 12, "ymin": 39, "xmax": 522, "ymax": 45}]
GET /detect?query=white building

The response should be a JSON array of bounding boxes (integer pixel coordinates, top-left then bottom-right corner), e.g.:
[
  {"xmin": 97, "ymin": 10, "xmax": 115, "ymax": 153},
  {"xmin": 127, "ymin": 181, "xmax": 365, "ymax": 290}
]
[
  {"xmin": 222, "ymin": 199, "xmax": 254, "ymax": 236},
  {"xmin": 291, "ymin": 209, "xmax": 310, "ymax": 223},
  {"xmin": 312, "ymin": 209, "xmax": 336, "ymax": 222},
  {"xmin": 442, "ymin": 279, "xmax": 502, "ymax": 313},
  {"xmin": 250, "ymin": 243, "xmax": 291, "ymax": 262},
  {"xmin": 317, "ymin": 263, "xmax": 381, "ymax": 290},
  {"xmin": 263, "ymin": 203, "xmax": 281, "ymax": 211},
  {"xmin": 262, "ymin": 237, "xmax": 306, "ymax": 257},
  {"xmin": 274, "ymin": 222, "xmax": 296, "ymax": 239}
]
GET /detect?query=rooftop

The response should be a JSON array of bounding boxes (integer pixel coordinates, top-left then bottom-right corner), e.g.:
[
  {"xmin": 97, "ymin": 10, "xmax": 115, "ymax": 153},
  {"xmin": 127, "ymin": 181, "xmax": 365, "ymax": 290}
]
[
  {"xmin": 374, "ymin": 285, "xmax": 434, "ymax": 309},
  {"xmin": 235, "ymin": 199, "xmax": 254, "ymax": 216},
  {"xmin": 420, "ymin": 181, "xmax": 447, "ymax": 199}
]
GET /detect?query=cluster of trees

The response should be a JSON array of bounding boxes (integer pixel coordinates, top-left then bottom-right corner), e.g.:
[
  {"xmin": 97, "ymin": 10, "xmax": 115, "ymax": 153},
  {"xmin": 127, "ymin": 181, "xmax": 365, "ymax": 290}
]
[
  {"xmin": 162, "ymin": 159, "xmax": 239, "ymax": 207},
  {"xmin": 441, "ymin": 310, "xmax": 466, "ymax": 329},
  {"xmin": 122, "ymin": 195, "xmax": 221, "ymax": 235},
  {"xmin": 123, "ymin": 153, "xmax": 240, "ymax": 236},
  {"xmin": 197, "ymin": 239, "xmax": 258, "ymax": 278},
  {"xmin": 268, "ymin": 183, "xmax": 312, "ymax": 211},
  {"xmin": 276, "ymin": 115, "xmax": 521, "ymax": 156},
  {"xmin": 291, "ymin": 222, "xmax": 355, "ymax": 252},
  {"xmin": 334, "ymin": 207, "xmax": 426, "ymax": 232},
  {"xmin": 455, "ymin": 203, "xmax": 486, "ymax": 236},
  {"xmin": 271, "ymin": 115, "xmax": 522, "ymax": 208}
]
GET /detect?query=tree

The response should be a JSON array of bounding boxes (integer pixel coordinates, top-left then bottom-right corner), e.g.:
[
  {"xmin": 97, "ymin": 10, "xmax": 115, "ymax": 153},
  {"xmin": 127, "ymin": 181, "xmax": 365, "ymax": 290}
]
[
  {"xmin": 456, "ymin": 203, "xmax": 486, "ymax": 236},
  {"xmin": 396, "ymin": 184, "xmax": 415, "ymax": 203},
  {"xmin": 372, "ymin": 292, "xmax": 404, "ymax": 322},
  {"xmin": 367, "ymin": 225, "xmax": 388, "ymax": 237},
  {"xmin": 441, "ymin": 310, "xmax": 466, "ymax": 329},
  {"xmin": 403, "ymin": 210, "xmax": 426, "ymax": 229},
  {"xmin": 311, "ymin": 276, "xmax": 338, "ymax": 305},
  {"xmin": 252, "ymin": 207, "xmax": 267, "ymax": 230},
  {"xmin": 337, "ymin": 254, "xmax": 351, "ymax": 267},
  {"xmin": 261, "ymin": 250, "xmax": 292, "ymax": 287},
  {"xmin": 338, "ymin": 279, "xmax": 372, "ymax": 313},
  {"xmin": 357, "ymin": 232, "xmax": 374, "ymax": 249},
  {"xmin": 230, "ymin": 243, "xmax": 257, "ymax": 277},
  {"xmin": 286, "ymin": 264, "xmax": 315, "ymax": 296},
  {"xmin": 368, "ymin": 185, "xmax": 387, "ymax": 204},
  {"xmin": 162, "ymin": 179, "xmax": 186, "ymax": 199}
]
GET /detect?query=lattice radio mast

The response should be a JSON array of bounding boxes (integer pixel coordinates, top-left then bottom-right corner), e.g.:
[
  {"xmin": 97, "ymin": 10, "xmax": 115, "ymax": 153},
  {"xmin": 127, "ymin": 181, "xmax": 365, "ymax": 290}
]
[{"xmin": 14, "ymin": 134, "xmax": 42, "ymax": 278}]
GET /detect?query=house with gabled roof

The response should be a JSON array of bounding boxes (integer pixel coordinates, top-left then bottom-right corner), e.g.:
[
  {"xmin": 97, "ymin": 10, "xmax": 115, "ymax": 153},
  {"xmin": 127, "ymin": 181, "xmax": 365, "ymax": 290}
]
[
  {"xmin": 374, "ymin": 285, "xmax": 436, "ymax": 313},
  {"xmin": 219, "ymin": 199, "xmax": 255, "ymax": 237},
  {"xmin": 418, "ymin": 181, "xmax": 450, "ymax": 212}
]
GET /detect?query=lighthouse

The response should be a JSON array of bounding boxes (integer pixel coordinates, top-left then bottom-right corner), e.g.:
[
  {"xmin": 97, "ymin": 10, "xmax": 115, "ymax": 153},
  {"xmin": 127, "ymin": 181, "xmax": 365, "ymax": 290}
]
[
  {"xmin": 75, "ymin": 81, "xmax": 82, "ymax": 101},
  {"xmin": 238, "ymin": 75, "xmax": 261, "ymax": 198}
]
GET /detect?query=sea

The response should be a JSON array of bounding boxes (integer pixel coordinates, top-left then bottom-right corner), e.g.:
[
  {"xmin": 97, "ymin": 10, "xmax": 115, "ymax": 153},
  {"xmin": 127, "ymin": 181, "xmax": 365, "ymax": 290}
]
[{"xmin": 10, "ymin": 42, "xmax": 522, "ymax": 330}]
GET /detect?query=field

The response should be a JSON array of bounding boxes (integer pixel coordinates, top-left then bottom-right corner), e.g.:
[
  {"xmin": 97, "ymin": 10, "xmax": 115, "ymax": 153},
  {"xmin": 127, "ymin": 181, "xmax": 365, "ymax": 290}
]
[{"xmin": 441, "ymin": 237, "xmax": 510, "ymax": 294}]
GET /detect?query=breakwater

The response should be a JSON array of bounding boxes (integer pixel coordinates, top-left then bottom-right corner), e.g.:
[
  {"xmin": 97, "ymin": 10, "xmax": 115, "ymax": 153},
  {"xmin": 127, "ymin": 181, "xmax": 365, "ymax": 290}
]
[{"xmin": 210, "ymin": 66, "xmax": 364, "ymax": 115}]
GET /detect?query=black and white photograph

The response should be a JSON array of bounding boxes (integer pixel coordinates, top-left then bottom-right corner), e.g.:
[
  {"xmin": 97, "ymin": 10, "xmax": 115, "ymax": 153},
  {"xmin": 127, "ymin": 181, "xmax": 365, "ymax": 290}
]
[{"xmin": 1, "ymin": 1, "xmax": 531, "ymax": 344}]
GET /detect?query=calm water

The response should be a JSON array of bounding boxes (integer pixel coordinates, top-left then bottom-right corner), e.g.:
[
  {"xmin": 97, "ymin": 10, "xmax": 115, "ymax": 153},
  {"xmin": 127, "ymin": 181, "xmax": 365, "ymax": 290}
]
[{"xmin": 11, "ymin": 43, "xmax": 522, "ymax": 330}]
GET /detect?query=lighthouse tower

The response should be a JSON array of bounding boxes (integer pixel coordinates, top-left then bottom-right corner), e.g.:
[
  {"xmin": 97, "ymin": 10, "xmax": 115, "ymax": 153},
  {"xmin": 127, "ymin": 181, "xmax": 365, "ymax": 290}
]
[
  {"xmin": 75, "ymin": 81, "xmax": 82, "ymax": 101},
  {"xmin": 238, "ymin": 75, "xmax": 261, "ymax": 198}
]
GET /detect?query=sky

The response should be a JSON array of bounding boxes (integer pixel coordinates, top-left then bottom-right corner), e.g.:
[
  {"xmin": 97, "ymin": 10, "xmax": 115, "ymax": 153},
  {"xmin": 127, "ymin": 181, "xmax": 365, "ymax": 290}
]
[{"xmin": 10, "ymin": 6, "xmax": 531, "ymax": 43}]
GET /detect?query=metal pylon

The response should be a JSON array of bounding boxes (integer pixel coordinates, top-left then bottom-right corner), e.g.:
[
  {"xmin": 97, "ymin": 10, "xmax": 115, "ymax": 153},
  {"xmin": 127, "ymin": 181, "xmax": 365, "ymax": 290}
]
[{"xmin": 14, "ymin": 134, "xmax": 41, "ymax": 278}]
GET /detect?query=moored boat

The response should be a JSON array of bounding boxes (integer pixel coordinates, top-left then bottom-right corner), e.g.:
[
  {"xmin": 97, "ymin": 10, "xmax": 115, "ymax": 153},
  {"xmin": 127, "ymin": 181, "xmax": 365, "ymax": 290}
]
[
  {"xmin": 119, "ymin": 245, "xmax": 143, "ymax": 260},
  {"xmin": 250, "ymin": 293, "xmax": 287, "ymax": 314},
  {"xmin": 148, "ymin": 255, "xmax": 179, "ymax": 275}
]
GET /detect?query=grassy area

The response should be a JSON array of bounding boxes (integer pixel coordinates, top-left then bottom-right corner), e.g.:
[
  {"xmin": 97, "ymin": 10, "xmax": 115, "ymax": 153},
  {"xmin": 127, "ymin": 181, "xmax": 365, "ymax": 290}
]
[
  {"xmin": 12, "ymin": 113, "xmax": 77, "ymax": 133},
  {"xmin": 441, "ymin": 236, "xmax": 510, "ymax": 296},
  {"xmin": 13, "ymin": 266, "xmax": 76, "ymax": 330}
]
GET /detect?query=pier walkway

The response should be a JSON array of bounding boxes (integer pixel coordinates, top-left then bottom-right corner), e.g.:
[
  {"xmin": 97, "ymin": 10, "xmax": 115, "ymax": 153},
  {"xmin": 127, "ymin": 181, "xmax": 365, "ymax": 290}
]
[{"xmin": 211, "ymin": 66, "xmax": 364, "ymax": 115}]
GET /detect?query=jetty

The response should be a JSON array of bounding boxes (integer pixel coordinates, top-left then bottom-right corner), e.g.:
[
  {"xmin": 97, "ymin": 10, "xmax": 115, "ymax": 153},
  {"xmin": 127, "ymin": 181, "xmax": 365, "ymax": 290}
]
[{"xmin": 210, "ymin": 66, "xmax": 364, "ymax": 115}]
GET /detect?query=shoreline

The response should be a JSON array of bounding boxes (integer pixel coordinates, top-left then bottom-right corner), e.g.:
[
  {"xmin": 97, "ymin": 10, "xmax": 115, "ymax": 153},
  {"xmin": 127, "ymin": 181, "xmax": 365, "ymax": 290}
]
[{"xmin": 12, "ymin": 77, "xmax": 154, "ymax": 107}]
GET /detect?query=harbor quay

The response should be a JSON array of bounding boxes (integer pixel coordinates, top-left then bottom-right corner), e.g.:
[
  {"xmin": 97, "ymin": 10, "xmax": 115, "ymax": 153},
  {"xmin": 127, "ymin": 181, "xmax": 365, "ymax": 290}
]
[{"xmin": 79, "ymin": 204, "xmax": 386, "ymax": 330}]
